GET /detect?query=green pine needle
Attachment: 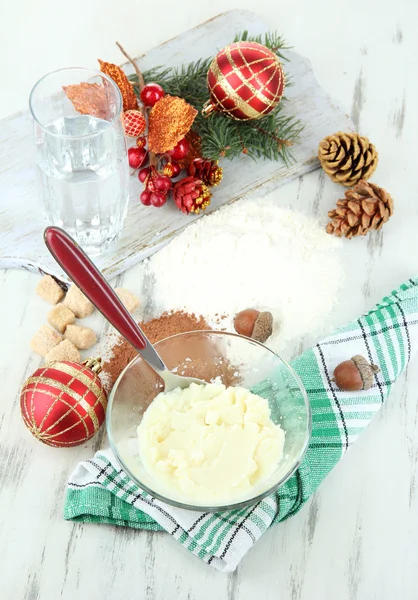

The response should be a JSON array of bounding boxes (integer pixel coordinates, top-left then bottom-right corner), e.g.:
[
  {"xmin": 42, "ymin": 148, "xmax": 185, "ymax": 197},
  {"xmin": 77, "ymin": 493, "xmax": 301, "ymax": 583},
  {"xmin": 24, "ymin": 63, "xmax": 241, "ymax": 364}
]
[{"xmin": 128, "ymin": 31, "xmax": 303, "ymax": 163}]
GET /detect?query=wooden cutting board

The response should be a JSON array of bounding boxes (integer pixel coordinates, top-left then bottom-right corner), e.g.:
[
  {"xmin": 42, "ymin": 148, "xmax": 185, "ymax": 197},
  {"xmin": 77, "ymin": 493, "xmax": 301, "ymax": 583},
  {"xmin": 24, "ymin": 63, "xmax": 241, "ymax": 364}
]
[{"xmin": 0, "ymin": 9, "xmax": 352, "ymax": 282}]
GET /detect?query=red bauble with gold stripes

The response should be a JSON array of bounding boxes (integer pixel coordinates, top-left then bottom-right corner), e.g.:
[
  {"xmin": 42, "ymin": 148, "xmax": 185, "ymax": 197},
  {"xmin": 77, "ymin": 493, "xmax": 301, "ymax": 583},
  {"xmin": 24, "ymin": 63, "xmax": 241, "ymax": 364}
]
[
  {"xmin": 20, "ymin": 358, "xmax": 107, "ymax": 447},
  {"xmin": 203, "ymin": 41, "xmax": 285, "ymax": 121}
]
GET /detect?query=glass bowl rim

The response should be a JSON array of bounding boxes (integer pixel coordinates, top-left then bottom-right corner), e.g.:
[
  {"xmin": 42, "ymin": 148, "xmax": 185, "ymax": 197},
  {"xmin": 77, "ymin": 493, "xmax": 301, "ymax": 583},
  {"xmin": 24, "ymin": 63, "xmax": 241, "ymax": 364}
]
[
  {"xmin": 29, "ymin": 66, "xmax": 123, "ymax": 138},
  {"xmin": 106, "ymin": 329, "xmax": 312, "ymax": 512}
]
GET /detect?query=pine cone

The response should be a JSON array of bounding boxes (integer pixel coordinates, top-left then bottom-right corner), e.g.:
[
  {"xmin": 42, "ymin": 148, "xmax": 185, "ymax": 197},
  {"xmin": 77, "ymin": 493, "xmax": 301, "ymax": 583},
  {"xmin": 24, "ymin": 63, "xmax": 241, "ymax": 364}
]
[
  {"xmin": 326, "ymin": 180, "xmax": 394, "ymax": 239},
  {"xmin": 318, "ymin": 132, "xmax": 378, "ymax": 187},
  {"xmin": 188, "ymin": 158, "xmax": 223, "ymax": 187},
  {"xmin": 173, "ymin": 176, "xmax": 212, "ymax": 214}
]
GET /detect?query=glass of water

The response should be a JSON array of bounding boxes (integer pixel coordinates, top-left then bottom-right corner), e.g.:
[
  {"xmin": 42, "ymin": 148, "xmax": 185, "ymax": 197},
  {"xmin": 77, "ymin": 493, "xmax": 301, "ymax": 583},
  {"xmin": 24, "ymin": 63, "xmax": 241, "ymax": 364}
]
[{"xmin": 29, "ymin": 67, "xmax": 129, "ymax": 254}]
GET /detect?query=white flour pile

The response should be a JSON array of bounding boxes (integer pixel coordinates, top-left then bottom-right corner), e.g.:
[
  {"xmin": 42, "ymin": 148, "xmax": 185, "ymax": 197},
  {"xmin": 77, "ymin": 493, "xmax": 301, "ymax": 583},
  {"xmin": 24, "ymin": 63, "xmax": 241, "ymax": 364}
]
[{"xmin": 142, "ymin": 195, "xmax": 343, "ymax": 354}]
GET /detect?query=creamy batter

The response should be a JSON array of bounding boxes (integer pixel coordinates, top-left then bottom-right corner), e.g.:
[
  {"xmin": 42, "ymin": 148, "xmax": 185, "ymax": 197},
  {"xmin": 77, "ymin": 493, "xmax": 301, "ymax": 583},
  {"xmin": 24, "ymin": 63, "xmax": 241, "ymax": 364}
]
[{"xmin": 137, "ymin": 383, "xmax": 285, "ymax": 503}]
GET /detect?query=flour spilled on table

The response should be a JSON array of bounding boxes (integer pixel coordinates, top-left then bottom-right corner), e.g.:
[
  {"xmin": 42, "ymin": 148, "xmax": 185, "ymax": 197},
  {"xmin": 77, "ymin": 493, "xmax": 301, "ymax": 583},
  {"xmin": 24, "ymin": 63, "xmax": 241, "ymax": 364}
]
[{"xmin": 137, "ymin": 194, "xmax": 344, "ymax": 356}]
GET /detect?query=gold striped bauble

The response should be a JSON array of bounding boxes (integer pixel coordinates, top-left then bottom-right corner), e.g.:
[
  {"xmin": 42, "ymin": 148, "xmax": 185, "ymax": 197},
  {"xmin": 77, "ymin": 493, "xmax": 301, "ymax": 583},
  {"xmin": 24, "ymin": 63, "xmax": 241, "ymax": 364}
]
[
  {"xmin": 20, "ymin": 358, "xmax": 107, "ymax": 448},
  {"xmin": 203, "ymin": 41, "xmax": 285, "ymax": 121}
]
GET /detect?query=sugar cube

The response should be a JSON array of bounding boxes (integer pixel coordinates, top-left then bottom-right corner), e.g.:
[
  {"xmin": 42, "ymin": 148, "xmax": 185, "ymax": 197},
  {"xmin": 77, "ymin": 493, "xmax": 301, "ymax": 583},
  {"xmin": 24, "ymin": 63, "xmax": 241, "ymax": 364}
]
[
  {"xmin": 65, "ymin": 324, "xmax": 97, "ymax": 350},
  {"xmin": 63, "ymin": 285, "xmax": 94, "ymax": 318},
  {"xmin": 45, "ymin": 339, "xmax": 80, "ymax": 364},
  {"xmin": 115, "ymin": 288, "xmax": 140, "ymax": 313},
  {"xmin": 30, "ymin": 325, "xmax": 63, "ymax": 357},
  {"xmin": 47, "ymin": 304, "xmax": 75, "ymax": 333},
  {"xmin": 35, "ymin": 275, "xmax": 65, "ymax": 305}
]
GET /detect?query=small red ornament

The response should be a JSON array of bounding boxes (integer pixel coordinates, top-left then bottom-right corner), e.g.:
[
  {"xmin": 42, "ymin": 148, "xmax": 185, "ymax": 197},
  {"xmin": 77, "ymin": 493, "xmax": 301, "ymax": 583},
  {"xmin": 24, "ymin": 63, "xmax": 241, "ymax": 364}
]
[
  {"xmin": 128, "ymin": 147, "xmax": 148, "ymax": 169},
  {"xmin": 124, "ymin": 110, "xmax": 147, "ymax": 137},
  {"xmin": 173, "ymin": 176, "xmax": 212, "ymax": 214},
  {"xmin": 140, "ymin": 190, "xmax": 152, "ymax": 206},
  {"xmin": 140, "ymin": 83, "xmax": 165, "ymax": 107},
  {"xmin": 136, "ymin": 136, "xmax": 147, "ymax": 148},
  {"xmin": 203, "ymin": 41, "xmax": 285, "ymax": 121},
  {"xmin": 168, "ymin": 138, "xmax": 190, "ymax": 161},
  {"xmin": 138, "ymin": 167, "xmax": 151, "ymax": 183},
  {"xmin": 163, "ymin": 161, "xmax": 181, "ymax": 178},
  {"xmin": 153, "ymin": 175, "xmax": 172, "ymax": 192},
  {"xmin": 20, "ymin": 358, "xmax": 107, "ymax": 447},
  {"xmin": 149, "ymin": 191, "xmax": 167, "ymax": 207}
]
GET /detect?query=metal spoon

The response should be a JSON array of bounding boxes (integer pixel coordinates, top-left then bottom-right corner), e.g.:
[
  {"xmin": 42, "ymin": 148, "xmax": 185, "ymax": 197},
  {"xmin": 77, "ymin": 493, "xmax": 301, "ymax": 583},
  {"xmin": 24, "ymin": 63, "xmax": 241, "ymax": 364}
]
[{"xmin": 44, "ymin": 226, "xmax": 206, "ymax": 392}]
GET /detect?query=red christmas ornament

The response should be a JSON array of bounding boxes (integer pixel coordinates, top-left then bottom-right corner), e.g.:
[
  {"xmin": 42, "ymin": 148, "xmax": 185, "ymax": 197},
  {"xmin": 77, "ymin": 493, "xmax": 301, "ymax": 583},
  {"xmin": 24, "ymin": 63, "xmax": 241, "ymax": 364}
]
[
  {"xmin": 136, "ymin": 136, "xmax": 147, "ymax": 148},
  {"xmin": 149, "ymin": 191, "xmax": 167, "ymax": 207},
  {"xmin": 168, "ymin": 138, "xmax": 190, "ymax": 161},
  {"xmin": 20, "ymin": 358, "xmax": 107, "ymax": 447},
  {"xmin": 163, "ymin": 161, "xmax": 181, "ymax": 178},
  {"xmin": 140, "ymin": 83, "xmax": 165, "ymax": 107},
  {"xmin": 138, "ymin": 167, "xmax": 151, "ymax": 183},
  {"xmin": 203, "ymin": 41, "xmax": 285, "ymax": 121},
  {"xmin": 173, "ymin": 176, "xmax": 211, "ymax": 214},
  {"xmin": 128, "ymin": 147, "xmax": 148, "ymax": 169},
  {"xmin": 124, "ymin": 110, "xmax": 147, "ymax": 137},
  {"xmin": 153, "ymin": 175, "xmax": 172, "ymax": 192},
  {"xmin": 140, "ymin": 190, "xmax": 152, "ymax": 206}
]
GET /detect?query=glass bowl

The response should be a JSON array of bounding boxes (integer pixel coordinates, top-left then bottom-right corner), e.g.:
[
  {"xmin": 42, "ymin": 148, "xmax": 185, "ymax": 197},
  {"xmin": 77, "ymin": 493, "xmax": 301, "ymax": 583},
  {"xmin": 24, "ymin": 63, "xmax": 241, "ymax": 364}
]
[{"xmin": 107, "ymin": 331, "xmax": 311, "ymax": 511}]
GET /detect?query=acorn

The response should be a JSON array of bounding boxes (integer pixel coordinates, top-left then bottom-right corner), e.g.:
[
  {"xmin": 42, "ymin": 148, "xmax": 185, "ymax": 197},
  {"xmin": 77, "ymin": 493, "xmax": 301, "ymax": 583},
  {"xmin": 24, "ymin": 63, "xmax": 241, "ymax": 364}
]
[
  {"xmin": 233, "ymin": 309, "xmax": 273, "ymax": 344},
  {"xmin": 333, "ymin": 355, "xmax": 380, "ymax": 391}
]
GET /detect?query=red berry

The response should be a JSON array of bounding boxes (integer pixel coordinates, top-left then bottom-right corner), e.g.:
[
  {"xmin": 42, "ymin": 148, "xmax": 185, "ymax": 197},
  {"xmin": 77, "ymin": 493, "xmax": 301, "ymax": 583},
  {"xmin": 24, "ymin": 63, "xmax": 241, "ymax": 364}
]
[
  {"xmin": 154, "ymin": 175, "xmax": 172, "ymax": 192},
  {"xmin": 168, "ymin": 138, "xmax": 190, "ymax": 161},
  {"xmin": 138, "ymin": 167, "xmax": 150, "ymax": 183},
  {"xmin": 140, "ymin": 190, "xmax": 152, "ymax": 206},
  {"xmin": 140, "ymin": 83, "xmax": 165, "ymax": 107},
  {"xmin": 128, "ymin": 147, "xmax": 148, "ymax": 169},
  {"xmin": 149, "ymin": 191, "xmax": 167, "ymax": 207},
  {"xmin": 170, "ymin": 161, "xmax": 181, "ymax": 176},
  {"xmin": 136, "ymin": 136, "xmax": 147, "ymax": 149}
]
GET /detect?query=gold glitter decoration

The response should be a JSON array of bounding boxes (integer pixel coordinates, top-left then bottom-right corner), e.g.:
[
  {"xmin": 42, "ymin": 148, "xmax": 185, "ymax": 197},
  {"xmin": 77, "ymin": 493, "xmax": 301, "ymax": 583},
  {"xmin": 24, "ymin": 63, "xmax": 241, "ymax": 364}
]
[
  {"xmin": 148, "ymin": 95, "xmax": 198, "ymax": 154},
  {"xmin": 98, "ymin": 59, "xmax": 138, "ymax": 111},
  {"xmin": 63, "ymin": 83, "xmax": 110, "ymax": 120}
]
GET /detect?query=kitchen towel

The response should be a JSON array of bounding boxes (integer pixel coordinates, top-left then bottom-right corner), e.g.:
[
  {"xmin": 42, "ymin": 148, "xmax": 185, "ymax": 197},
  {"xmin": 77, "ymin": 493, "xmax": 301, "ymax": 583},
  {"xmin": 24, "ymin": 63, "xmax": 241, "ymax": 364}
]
[{"xmin": 65, "ymin": 276, "xmax": 418, "ymax": 572}]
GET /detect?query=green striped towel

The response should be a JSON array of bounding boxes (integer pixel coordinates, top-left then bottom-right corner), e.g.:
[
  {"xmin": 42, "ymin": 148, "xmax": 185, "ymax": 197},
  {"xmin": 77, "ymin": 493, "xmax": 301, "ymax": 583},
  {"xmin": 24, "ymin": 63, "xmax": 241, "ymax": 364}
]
[{"xmin": 65, "ymin": 277, "xmax": 418, "ymax": 572}]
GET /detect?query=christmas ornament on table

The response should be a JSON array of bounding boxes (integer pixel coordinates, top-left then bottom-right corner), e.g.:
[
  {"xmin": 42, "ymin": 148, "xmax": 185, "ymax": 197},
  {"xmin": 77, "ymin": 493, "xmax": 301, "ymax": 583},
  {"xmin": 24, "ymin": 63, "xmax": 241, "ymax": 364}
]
[
  {"xmin": 173, "ymin": 176, "xmax": 212, "ymax": 214},
  {"xmin": 124, "ymin": 110, "xmax": 146, "ymax": 137},
  {"xmin": 326, "ymin": 179, "xmax": 394, "ymax": 239},
  {"xmin": 188, "ymin": 158, "xmax": 223, "ymax": 186},
  {"xmin": 20, "ymin": 358, "xmax": 107, "ymax": 447},
  {"xmin": 318, "ymin": 132, "xmax": 378, "ymax": 187},
  {"xmin": 140, "ymin": 82, "xmax": 165, "ymax": 107},
  {"xmin": 202, "ymin": 41, "xmax": 285, "ymax": 120}
]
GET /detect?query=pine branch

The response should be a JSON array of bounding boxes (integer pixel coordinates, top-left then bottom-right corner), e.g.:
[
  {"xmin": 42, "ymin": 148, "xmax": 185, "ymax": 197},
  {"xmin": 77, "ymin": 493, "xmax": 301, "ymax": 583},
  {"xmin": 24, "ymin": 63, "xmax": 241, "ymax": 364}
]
[{"xmin": 127, "ymin": 31, "xmax": 304, "ymax": 163}]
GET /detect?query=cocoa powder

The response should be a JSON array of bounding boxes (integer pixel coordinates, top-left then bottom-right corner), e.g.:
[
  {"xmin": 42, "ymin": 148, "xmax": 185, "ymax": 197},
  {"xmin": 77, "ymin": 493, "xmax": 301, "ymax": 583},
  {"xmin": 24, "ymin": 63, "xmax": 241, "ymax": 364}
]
[{"xmin": 102, "ymin": 311, "xmax": 210, "ymax": 387}]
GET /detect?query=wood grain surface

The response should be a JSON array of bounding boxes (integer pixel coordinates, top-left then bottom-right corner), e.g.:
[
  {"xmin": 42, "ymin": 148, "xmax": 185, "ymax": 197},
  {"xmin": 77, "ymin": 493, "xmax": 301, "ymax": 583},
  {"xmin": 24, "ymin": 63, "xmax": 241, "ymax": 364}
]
[{"xmin": 1, "ymin": 4, "xmax": 418, "ymax": 600}]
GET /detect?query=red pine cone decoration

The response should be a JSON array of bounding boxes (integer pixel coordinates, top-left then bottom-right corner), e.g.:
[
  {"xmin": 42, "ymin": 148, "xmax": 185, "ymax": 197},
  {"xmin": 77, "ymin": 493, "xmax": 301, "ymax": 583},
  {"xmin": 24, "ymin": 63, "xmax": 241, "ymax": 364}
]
[
  {"xmin": 188, "ymin": 158, "xmax": 223, "ymax": 187},
  {"xmin": 173, "ymin": 176, "xmax": 212, "ymax": 214}
]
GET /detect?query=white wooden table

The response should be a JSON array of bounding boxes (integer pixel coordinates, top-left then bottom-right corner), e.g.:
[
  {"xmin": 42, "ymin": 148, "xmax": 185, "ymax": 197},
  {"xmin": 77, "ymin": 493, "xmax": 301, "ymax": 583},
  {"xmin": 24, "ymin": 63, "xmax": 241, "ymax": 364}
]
[{"xmin": 2, "ymin": 2, "xmax": 418, "ymax": 598}]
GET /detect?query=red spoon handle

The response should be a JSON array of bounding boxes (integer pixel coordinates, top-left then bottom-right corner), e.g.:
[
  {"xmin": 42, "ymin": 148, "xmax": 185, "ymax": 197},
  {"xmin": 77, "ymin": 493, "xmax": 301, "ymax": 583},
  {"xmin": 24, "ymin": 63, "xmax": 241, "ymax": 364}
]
[{"xmin": 44, "ymin": 227, "xmax": 147, "ymax": 351}]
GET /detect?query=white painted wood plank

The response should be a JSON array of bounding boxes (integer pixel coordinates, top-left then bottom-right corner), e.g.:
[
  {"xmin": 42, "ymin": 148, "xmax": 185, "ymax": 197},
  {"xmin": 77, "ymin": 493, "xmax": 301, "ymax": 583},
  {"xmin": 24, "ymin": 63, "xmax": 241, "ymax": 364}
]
[{"xmin": 0, "ymin": 10, "xmax": 352, "ymax": 282}]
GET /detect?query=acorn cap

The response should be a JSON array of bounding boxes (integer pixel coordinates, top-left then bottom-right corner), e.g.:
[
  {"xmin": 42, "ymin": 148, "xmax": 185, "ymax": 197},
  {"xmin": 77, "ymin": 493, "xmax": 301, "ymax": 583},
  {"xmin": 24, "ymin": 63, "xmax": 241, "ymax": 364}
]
[
  {"xmin": 252, "ymin": 311, "xmax": 273, "ymax": 343},
  {"xmin": 351, "ymin": 355, "xmax": 380, "ymax": 390}
]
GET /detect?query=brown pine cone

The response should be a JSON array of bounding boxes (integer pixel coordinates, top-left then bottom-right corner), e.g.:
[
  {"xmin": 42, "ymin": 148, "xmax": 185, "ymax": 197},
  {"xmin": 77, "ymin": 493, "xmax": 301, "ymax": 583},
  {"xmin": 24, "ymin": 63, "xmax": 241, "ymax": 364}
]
[
  {"xmin": 318, "ymin": 132, "xmax": 378, "ymax": 187},
  {"xmin": 173, "ymin": 176, "xmax": 212, "ymax": 215},
  {"xmin": 326, "ymin": 180, "xmax": 394, "ymax": 239},
  {"xmin": 188, "ymin": 158, "xmax": 223, "ymax": 187}
]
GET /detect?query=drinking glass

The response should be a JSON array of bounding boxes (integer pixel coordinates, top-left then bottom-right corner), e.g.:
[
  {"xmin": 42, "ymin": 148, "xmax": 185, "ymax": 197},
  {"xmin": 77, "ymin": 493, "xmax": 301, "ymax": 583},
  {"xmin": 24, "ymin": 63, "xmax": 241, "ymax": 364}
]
[{"xmin": 29, "ymin": 67, "xmax": 129, "ymax": 253}]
